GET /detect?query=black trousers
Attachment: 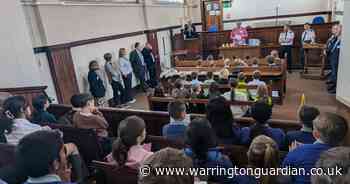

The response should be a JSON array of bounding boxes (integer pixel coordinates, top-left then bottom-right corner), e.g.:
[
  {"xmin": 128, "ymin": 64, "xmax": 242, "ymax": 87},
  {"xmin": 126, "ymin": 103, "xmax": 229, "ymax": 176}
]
[
  {"xmin": 300, "ymin": 48, "xmax": 305, "ymax": 69},
  {"xmin": 147, "ymin": 66, "xmax": 158, "ymax": 88},
  {"xmin": 123, "ymin": 73, "xmax": 133, "ymax": 102},
  {"xmin": 280, "ymin": 45, "xmax": 293, "ymax": 71},
  {"xmin": 111, "ymin": 80, "xmax": 125, "ymax": 105}
]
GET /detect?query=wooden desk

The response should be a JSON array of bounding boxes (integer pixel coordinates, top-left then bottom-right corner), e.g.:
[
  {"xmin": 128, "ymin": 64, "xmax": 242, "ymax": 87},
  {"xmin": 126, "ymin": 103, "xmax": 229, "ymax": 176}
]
[
  {"xmin": 302, "ymin": 43, "xmax": 326, "ymax": 79},
  {"xmin": 219, "ymin": 46, "xmax": 261, "ymax": 59}
]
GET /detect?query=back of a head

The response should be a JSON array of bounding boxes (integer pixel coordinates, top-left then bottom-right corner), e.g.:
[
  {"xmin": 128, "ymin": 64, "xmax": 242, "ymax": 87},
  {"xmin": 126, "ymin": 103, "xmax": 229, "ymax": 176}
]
[
  {"xmin": 16, "ymin": 130, "xmax": 63, "ymax": 178},
  {"xmin": 253, "ymin": 70, "xmax": 261, "ymax": 80},
  {"xmin": 314, "ymin": 112, "xmax": 348, "ymax": 146},
  {"xmin": 2, "ymin": 96, "xmax": 27, "ymax": 119},
  {"xmin": 207, "ymin": 71, "xmax": 213, "ymax": 80},
  {"xmin": 251, "ymin": 101, "xmax": 272, "ymax": 124},
  {"xmin": 229, "ymin": 78, "xmax": 238, "ymax": 89},
  {"xmin": 238, "ymin": 72, "xmax": 246, "ymax": 81},
  {"xmin": 104, "ymin": 53, "xmax": 112, "ymax": 61},
  {"xmin": 191, "ymin": 72, "xmax": 198, "ymax": 80},
  {"xmin": 248, "ymin": 135, "xmax": 279, "ymax": 168},
  {"xmin": 74, "ymin": 93, "xmax": 93, "ymax": 108},
  {"xmin": 139, "ymin": 148, "xmax": 193, "ymax": 184},
  {"xmin": 209, "ymin": 82, "xmax": 220, "ymax": 96},
  {"xmin": 154, "ymin": 85, "xmax": 165, "ymax": 97},
  {"xmin": 70, "ymin": 94, "xmax": 82, "ymax": 108},
  {"xmin": 32, "ymin": 95, "xmax": 48, "ymax": 112},
  {"xmin": 312, "ymin": 146, "xmax": 350, "ymax": 184},
  {"xmin": 174, "ymin": 79, "xmax": 184, "ymax": 89},
  {"xmin": 135, "ymin": 42, "xmax": 140, "ymax": 49},
  {"xmin": 168, "ymin": 100, "xmax": 186, "ymax": 120},
  {"xmin": 206, "ymin": 97, "xmax": 235, "ymax": 138},
  {"xmin": 0, "ymin": 92, "xmax": 12, "ymax": 109},
  {"xmin": 185, "ymin": 118, "xmax": 217, "ymax": 161},
  {"xmin": 266, "ymin": 55, "xmax": 275, "ymax": 64},
  {"xmin": 257, "ymin": 85, "xmax": 269, "ymax": 98},
  {"xmin": 299, "ymin": 105, "xmax": 320, "ymax": 128},
  {"xmin": 113, "ymin": 116, "xmax": 146, "ymax": 165}
]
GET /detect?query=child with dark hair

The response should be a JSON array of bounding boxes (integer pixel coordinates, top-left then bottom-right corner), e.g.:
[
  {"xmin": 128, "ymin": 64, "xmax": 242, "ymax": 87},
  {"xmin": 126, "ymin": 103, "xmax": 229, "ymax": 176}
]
[
  {"xmin": 206, "ymin": 97, "xmax": 241, "ymax": 144},
  {"xmin": 184, "ymin": 118, "xmax": 234, "ymax": 183},
  {"xmin": 72, "ymin": 94, "xmax": 108, "ymax": 137},
  {"xmin": 240, "ymin": 101, "xmax": 285, "ymax": 148},
  {"xmin": 31, "ymin": 95, "xmax": 57, "ymax": 125},
  {"xmin": 203, "ymin": 71, "xmax": 215, "ymax": 85},
  {"xmin": 283, "ymin": 112, "xmax": 348, "ymax": 183},
  {"xmin": 153, "ymin": 84, "xmax": 165, "ymax": 97},
  {"xmin": 88, "ymin": 60, "xmax": 106, "ymax": 106},
  {"xmin": 57, "ymin": 94, "xmax": 82, "ymax": 125},
  {"xmin": 171, "ymin": 79, "xmax": 190, "ymax": 99},
  {"xmin": 109, "ymin": 116, "xmax": 153, "ymax": 169},
  {"xmin": 16, "ymin": 130, "xmax": 73, "ymax": 184},
  {"xmin": 162, "ymin": 101, "xmax": 188, "ymax": 140},
  {"xmin": 284, "ymin": 105, "xmax": 319, "ymax": 149},
  {"xmin": 208, "ymin": 82, "xmax": 221, "ymax": 99}
]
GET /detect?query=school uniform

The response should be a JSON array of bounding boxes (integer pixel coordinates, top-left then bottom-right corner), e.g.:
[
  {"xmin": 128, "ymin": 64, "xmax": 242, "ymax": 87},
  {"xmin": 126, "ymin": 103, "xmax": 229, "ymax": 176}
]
[
  {"xmin": 24, "ymin": 174, "xmax": 75, "ymax": 184},
  {"xmin": 162, "ymin": 121, "xmax": 187, "ymax": 141},
  {"xmin": 300, "ymin": 29, "xmax": 316, "ymax": 68},
  {"xmin": 31, "ymin": 110, "xmax": 57, "ymax": 125},
  {"xmin": 284, "ymin": 127, "xmax": 316, "ymax": 148},
  {"xmin": 119, "ymin": 57, "xmax": 134, "ymax": 103},
  {"xmin": 247, "ymin": 79, "xmax": 266, "ymax": 86},
  {"xmin": 282, "ymin": 141, "xmax": 332, "ymax": 184},
  {"xmin": 88, "ymin": 70, "xmax": 106, "ymax": 99},
  {"xmin": 142, "ymin": 48, "xmax": 158, "ymax": 88},
  {"xmin": 105, "ymin": 61, "xmax": 125, "ymax": 105},
  {"xmin": 222, "ymin": 89, "xmax": 249, "ymax": 118},
  {"xmin": 184, "ymin": 147, "xmax": 235, "ymax": 184},
  {"xmin": 279, "ymin": 30, "xmax": 295, "ymax": 71},
  {"xmin": 240, "ymin": 125, "xmax": 285, "ymax": 149},
  {"xmin": 325, "ymin": 35, "xmax": 341, "ymax": 85},
  {"xmin": 130, "ymin": 49, "xmax": 148, "ymax": 91},
  {"xmin": 5, "ymin": 118, "xmax": 43, "ymax": 145}
]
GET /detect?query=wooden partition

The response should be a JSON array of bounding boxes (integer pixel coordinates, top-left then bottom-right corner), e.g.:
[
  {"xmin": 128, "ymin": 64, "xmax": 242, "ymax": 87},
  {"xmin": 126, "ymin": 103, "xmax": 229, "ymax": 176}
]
[
  {"xmin": 47, "ymin": 104, "xmax": 301, "ymax": 137},
  {"xmin": 0, "ymin": 86, "xmax": 47, "ymax": 110},
  {"xmin": 173, "ymin": 22, "xmax": 334, "ymax": 68}
]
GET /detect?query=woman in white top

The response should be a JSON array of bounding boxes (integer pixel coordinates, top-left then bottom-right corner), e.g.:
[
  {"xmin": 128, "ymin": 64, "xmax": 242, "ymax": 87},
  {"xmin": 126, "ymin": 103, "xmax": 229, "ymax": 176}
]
[{"xmin": 119, "ymin": 48, "xmax": 135, "ymax": 104}]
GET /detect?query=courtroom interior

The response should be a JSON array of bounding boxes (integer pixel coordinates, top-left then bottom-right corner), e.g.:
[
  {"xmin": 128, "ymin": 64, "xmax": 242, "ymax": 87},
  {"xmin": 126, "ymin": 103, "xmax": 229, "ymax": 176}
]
[{"xmin": 0, "ymin": 0, "xmax": 350, "ymax": 184}]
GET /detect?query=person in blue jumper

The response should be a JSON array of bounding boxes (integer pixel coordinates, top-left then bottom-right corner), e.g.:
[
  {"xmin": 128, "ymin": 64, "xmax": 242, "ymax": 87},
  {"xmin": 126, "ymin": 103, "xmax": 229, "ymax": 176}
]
[
  {"xmin": 283, "ymin": 105, "xmax": 320, "ymax": 150},
  {"xmin": 240, "ymin": 101, "xmax": 285, "ymax": 149},
  {"xmin": 18, "ymin": 130, "xmax": 75, "ymax": 184},
  {"xmin": 162, "ymin": 100, "xmax": 188, "ymax": 141},
  {"xmin": 31, "ymin": 95, "xmax": 57, "ymax": 125},
  {"xmin": 184, "ymin": 118, "xmax": 235, "ymax": 183},
  {"xmin": 282, "ymin": 112, "xmax": 348, "ymax": 184}
]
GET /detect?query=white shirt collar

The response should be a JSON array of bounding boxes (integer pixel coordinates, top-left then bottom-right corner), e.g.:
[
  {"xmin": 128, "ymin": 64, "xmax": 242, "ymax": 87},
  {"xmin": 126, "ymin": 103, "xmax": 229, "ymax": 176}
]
[{"xmin": 27, "ymin": 174, "xmax": 61, "ymax": 183}]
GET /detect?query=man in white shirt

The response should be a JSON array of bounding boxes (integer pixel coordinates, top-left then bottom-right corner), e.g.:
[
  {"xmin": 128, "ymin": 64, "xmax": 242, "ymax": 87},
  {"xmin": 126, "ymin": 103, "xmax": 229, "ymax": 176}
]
[
  {"xmin": 300, "ymin": 23, "xmax": 316, "ymax": 73},
  {"xmin": 279, "ymin": 25, "xmax": 295, "ymax": 73}
]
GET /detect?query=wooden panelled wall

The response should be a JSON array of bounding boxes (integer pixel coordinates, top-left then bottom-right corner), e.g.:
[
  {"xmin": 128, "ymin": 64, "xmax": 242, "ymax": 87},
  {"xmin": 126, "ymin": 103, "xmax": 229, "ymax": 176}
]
[
  {"xmin": 0, "ymin": 86, "xmax": 47, "ymax": 110},
  {"xmin": 173, "ymin": 23, "xmax": 335, "ymax": 68}
]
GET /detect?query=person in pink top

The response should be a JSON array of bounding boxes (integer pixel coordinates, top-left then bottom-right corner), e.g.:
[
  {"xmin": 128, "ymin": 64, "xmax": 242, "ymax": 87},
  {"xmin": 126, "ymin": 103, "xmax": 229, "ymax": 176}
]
[
  {"xmin": 108, "ymin": 116, "xmax": 153, "ymax": 170},
  {"xmin": 230, "ymin": 22, "xmax": 248, "ymax": 46}
]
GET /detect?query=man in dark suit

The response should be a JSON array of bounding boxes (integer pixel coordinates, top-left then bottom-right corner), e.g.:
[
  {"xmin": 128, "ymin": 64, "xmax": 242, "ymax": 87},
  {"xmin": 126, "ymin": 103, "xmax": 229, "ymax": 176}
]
[
  {"xmin": 142, "ymin": 43, "xmax": 158, "ymax": 88},
  {"xmin": 130, "ymin": 42, "xmax": 148, "ymax": 92},
  {"xmin": 325, "ymin": 24, "xmax": 342, "ymax": 94}
]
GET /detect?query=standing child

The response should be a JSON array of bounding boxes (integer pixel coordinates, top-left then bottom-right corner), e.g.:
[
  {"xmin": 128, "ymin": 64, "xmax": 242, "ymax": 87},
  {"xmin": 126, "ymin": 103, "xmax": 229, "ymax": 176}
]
[{"xmin": 88, "ymin": 60, "xmax": 106, "ymax": 106}]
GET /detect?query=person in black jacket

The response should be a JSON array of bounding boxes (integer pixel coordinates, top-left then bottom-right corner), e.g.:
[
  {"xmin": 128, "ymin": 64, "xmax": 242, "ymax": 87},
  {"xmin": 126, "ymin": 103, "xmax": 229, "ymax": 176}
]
[
  {"xmin": 142, "ymin": 43, "xmax": 158, "ymax": 88},
  {"xmin": 88, "ymin": 60, "xmax": 106, "ymax": 106},
  {"xmin": 31, "ymin": 95, "xmax": 57, "ymax": 125},
  {"xmin": 130, "ymin": 42, "xmax": 149, "ymax": 92}
]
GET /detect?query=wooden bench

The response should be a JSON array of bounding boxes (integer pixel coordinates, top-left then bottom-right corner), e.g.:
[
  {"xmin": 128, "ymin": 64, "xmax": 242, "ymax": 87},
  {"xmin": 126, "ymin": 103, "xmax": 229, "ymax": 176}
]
[
  {"xmin": 92, "ymin": 161, "xmax": 138, "ymax": 184},
  {"xmin": 0, "ymin": 144, "xmax": 16, "ymax": 168},
  {"xmin": 48, "ymin": 104, "xmax": 301, "ymax": 137}
]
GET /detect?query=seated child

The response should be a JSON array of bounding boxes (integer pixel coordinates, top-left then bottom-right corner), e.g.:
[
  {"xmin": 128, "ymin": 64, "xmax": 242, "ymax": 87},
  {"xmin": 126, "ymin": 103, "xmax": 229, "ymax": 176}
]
[
  {"xmin": 218, "ymin": 67, "xmax": 230, "ymax": 84},
  {"xmin": 108, "ymin": 116, "xmax": 153, "ymax": 170},
  {"xmin": 241, "ymin": 101, "xmax": 285, "ymax": 148},
  {"xmin": 31, "ymin": 95, "xmax": 57, "ymax": 125},
  {"xmin": 237, "ymin": 72, "xmax": 247, "ymax": 89},
  {"xmin": 191, "ymin": 83, "xmax": 205, "ymax": 99},
  {"xmin": 57, "ymin": 94, "xmax": 82, "ymax": 125},
  {"xmin": 248, "ymin": 70, "xmax": 266, "ymax": 86},
  {"xmin": 270, "ymin": 49, "xmax": 280, "ymax": 59},
  {"xmin": 171, "ymin": 79, "xmax": 191, "ymax": 99},
  {"xmin": 251, "ymin": 57, "xmax": 259, "ymax": 67},
  {"xmin": 162, "ymin": 101, "xmax": 188, "ymax": 140},
  {"xmin": 222, "ymin": 79, "xmax": 249, "ymax": 118},
  {"xmin": 190, "ymin": 72, "xmax": 201, "ymax": 86},
  {"xmin": 284, "ymin": 105, "xmax": 319, "ymax": 148},
  {"xmin": 208, "ymin": 82, "xmax": 222, "ymax": 99},
  {"xmin": 153, "ymin": 84, "xmax": 166, "ymax": 97},
  {"xmin": 203, "ymin": 71, "xmax": 216, "ymax": 85},
  {"xmin": 255, "ymin": 84, "xmax": 273, "ymax": 107},
  {"xmin": 266, "ymin": 55, "xmax": 277, "ymax": 66}
]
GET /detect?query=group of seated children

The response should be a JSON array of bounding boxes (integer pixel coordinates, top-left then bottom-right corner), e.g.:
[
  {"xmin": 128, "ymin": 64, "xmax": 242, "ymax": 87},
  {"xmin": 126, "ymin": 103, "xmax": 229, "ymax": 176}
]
[{"xmin": 1, "ymin": 91, "xmax": 349, "ymax": 184}]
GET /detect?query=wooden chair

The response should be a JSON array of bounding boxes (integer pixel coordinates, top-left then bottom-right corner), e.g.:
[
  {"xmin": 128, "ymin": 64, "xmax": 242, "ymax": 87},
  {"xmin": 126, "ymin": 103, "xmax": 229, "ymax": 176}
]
[
  {"xmin": 48, "ymin": 124, "xmax": 104, "ymax": 166},
  {"xmin": 92, "ymin": 161, "xmax": 138, "ymax": 184}
]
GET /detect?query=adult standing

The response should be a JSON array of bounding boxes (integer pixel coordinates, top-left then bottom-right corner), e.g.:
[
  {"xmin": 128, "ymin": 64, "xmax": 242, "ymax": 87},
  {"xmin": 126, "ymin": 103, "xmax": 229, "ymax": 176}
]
[
  {"xmin": 130, "ymin": 42, "xmax": 149, "ymax": 92},
  {"xmin": 279, "ymin": 25, "xmax": 295, "ymax": 73},
  {"xmin": 142, "ymin": 43, "xmax": 158, "ymax": 88},
  {"xmin": 300, "ymin": 23, "xmax": 316, "ymax": 74},
  {"xmin": 119, "ymin": 48, "xmax": 136, "ymax": 104},
  {"xmin": 325, "ymin": 24, "xmax": 342, "ymax": 94},
  {"xmin": 230, "ymin": 22, "xmax": 248, "ymax": 46},
  {"xmin": 104, "ymin": 53, "xmax": 125, "ymax": 106}
]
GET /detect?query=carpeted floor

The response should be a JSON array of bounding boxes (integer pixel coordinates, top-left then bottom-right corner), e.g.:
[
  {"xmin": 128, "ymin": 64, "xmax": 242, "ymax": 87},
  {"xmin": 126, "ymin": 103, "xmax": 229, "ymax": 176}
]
[{"xmin": 126, "ymin": 71, "xmax": 338, "ymax": 121}]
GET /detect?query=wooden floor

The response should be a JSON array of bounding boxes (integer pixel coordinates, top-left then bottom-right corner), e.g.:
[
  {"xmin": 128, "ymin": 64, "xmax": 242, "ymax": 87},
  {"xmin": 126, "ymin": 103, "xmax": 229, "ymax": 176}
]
[{"xmin": 127, "ymin": 71, "xmax": 338, "ymax": 121}]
